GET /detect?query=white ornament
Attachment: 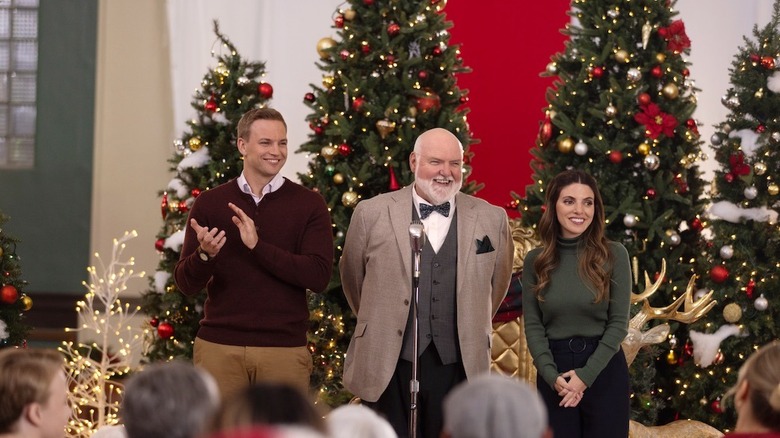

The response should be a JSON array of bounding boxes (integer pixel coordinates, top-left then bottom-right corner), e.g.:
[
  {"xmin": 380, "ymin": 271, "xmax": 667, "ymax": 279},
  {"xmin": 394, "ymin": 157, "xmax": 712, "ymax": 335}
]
[
  {"xmin": 719, "ymin": 245, "xmax": 734, "ymax": 259},
  {"xmin": 623, "ymin": 214, "xmax": 637, "ymax": 227},
  {"xmin": 574, "ymin": 141, "xmax": 588, "ymax": 156},
  {"xmin": 768, "ymin": 71, "xmax": 780, "ymax": 93},
  {"xmin": 744, "ymin": 186, "xmax": 758, "ymax": 200},
  {"xmin": 754, "ymin": 294, "xmax": 768, "ymax": 311}
]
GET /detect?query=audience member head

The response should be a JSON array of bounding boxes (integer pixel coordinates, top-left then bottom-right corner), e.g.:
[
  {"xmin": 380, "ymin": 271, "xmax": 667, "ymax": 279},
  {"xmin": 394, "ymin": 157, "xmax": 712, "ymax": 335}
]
[
  {"xmin": 121, "ymin": 360, "xmax": 219, "ymax": 438},
  {"xmin": 409, "ymin": 128, "xmax": 464, "ymax": 206},
  {"xmin": 325, "ymin": 404, "xmax": 397, "ymax": 438},
  {"xmin": 0, "ymin": 348, "xmax": 70, "ymax": 438},
  {"xmin": 208, "ymin": 424, "xmax": 325, "ymax": 438},
  {"xmin": 442, "ymin": 374, "xmax": 550, "ymax": 438},
  {"xmin": 724, "ymin": 340, "xmax": 780, "ymax": 433},
  {"xmin": 209, "ymin": 382, "xmax": 325, "ymax": 435}
]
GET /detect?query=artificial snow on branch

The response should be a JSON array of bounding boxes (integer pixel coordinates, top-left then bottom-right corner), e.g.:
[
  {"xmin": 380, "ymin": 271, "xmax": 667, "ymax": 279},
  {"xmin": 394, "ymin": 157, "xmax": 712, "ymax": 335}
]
[{"xmin": 59, "ymin": 231, "xmax": 145, "ymax": 438}]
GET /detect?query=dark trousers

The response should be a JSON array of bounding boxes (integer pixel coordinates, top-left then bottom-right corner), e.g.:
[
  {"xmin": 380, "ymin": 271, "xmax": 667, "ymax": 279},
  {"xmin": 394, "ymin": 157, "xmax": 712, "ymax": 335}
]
[
  {"xmin": 363, "ymin": 344, "xmax": 466, "ymax": 438},
  {"xmin": 537, "ymin": 338, "xmax": 630, "ymax": 438}
]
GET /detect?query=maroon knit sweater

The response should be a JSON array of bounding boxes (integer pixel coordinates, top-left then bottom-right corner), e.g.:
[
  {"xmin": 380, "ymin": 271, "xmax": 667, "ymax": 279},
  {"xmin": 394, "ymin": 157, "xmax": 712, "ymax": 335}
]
[{"xmin": 174, "ymin": 178, "xmax": 333, "ymax": 347}]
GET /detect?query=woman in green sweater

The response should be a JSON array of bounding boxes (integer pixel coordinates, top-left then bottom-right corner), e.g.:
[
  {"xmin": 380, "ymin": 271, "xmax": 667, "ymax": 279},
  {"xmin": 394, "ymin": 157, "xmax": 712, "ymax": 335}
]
[{"xmin": 522, "ymin": 169, "xmax": 631, "ymax": 438}]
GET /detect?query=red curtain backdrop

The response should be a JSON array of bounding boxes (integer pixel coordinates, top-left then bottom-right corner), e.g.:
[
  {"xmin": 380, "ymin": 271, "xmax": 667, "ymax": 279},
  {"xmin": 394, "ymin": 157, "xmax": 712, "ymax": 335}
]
[{"xmin": 446, "ymin": 1, "xmax": 571, "ymax": 216}]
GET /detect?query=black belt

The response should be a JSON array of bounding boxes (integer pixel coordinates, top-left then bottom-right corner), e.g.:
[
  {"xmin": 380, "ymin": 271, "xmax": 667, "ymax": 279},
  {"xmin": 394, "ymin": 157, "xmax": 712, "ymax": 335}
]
[{"xmin": 549, "ymin": 336, "xmax": 600, "ymax": 353}]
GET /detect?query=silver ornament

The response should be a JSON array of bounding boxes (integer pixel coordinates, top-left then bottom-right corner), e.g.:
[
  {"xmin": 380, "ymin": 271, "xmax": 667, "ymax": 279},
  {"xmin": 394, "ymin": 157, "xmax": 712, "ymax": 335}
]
[
  {"xmin": 719, "ymin": 245, "xmax": 734, "ymax": 259},
  {"xmin": 710, "ymin": 133, "xmax": 723, "ymax": 146},
  {"xmin": 574, "ymin": 141, "xmax": 588, "ymax": 156},
  {"xmin": 668, "ymin": 232, "xmax": 681, "ymax": 246},
  {"xmin": 754, "ymin": 294, "xmax": 768, "ymax": 311},
  {"xmin": 744, "ymin": 186, "xmax": 758, "ymax": 200},
  {"xmin": 607, "ymin": 8, "xmax": 620, "ymax": 18},
  {"xmin": 772, "ymin": 132, "xmax": 780, "ymax": 142},
  {"xmin": 726, "ymin": 96, "xmax": 740, "ymax": 109},
  {"xmin": 623, "ymin": 214, "xmax": 637, "ymax": 228},
  {"xmin": 627, "ymin": 68, "xmax": 641, "ymax": 83},
  {"xmin": 643, "ymin": 154, "xmax": 660, "ymax": 171},
  {"xmin": 605, "ymin": 105, "xmax": 618, "ymax": 118},
  {"xmin": 546, "ymin": 62, "xmax": 558, "ymax": 75}
]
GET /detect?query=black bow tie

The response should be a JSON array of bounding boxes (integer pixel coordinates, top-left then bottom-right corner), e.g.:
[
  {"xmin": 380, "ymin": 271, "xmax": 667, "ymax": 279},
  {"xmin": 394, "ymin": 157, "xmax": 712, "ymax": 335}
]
[{"xmin": 419, "ymin": 202, "xmax": 451, "ymax": 219}]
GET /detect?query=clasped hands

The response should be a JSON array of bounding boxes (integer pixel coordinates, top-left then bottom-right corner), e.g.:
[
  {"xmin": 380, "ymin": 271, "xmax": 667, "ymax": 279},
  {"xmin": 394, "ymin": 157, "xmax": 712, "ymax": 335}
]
[
  {"xmin": 555, "ymin": 370, "xmax": 586, "ymax": 408},
  {"xmin": 189, "ymin": 202, "xmax": 258, "ymax": 258}
]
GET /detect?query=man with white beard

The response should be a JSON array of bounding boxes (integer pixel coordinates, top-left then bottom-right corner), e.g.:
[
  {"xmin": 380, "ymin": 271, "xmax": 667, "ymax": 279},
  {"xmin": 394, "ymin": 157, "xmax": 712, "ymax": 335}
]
[{"xmin": 339, "ymin": 128, "xmax": 514, "ymax": 438}]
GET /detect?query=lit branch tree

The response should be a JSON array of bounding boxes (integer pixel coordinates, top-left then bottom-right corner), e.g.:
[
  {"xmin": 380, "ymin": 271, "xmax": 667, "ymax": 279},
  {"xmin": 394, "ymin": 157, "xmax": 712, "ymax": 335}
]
[
  {"xmin": 515, "ymin": 0, "xmax": 707, "ymax": 424},
  {"xmin": 673, "ymin": 2, "xmax": 780, "ymax": 430},
  {"xmin": 141, "ymin": 22, "xmax": 273, "ymax": 361},
  {"xmin": 0, "ymin": 211, "xmax": 32, "ymax": 348},
  {"xmin": 298, "ymin": 0, "xmax": 476, "ymax": 405},
  {"xmin": 60, "ymin": 231, "xmax": 144, "ymax": 438}
]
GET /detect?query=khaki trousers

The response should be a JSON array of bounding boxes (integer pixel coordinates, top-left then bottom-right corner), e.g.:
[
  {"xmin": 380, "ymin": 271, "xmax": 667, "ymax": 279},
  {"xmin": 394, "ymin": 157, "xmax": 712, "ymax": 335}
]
[{"xmin": 193, "ymin": 337, "xmax": 312, "ymax": 399}]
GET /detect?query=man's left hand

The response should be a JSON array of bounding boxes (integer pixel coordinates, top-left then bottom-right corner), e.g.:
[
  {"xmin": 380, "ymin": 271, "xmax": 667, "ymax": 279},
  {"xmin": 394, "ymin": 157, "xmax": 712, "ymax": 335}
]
[{"xmin": 228, "ymin": 202, "xmax": 259, "ymax": 250}]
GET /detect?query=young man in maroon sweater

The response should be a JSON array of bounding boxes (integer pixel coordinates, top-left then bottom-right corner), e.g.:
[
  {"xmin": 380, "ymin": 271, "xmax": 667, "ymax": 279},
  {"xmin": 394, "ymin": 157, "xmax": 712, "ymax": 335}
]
[{"xmin": 174, "ymin": 108, "xmax": 334, "ymax": 398}]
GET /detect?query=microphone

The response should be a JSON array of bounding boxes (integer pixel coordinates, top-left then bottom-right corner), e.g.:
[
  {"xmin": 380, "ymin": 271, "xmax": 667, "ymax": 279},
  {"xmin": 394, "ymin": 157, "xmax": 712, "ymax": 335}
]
[{"xmin": 409, "ymin": 221, "xmax": 425, "ymax": 254}]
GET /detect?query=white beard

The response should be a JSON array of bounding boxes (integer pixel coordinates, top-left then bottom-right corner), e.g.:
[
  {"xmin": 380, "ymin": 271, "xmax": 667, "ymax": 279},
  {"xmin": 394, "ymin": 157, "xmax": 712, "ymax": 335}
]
[{"xmin": 415, "ymin": 175, "xmax": 462, "ymax": 205}]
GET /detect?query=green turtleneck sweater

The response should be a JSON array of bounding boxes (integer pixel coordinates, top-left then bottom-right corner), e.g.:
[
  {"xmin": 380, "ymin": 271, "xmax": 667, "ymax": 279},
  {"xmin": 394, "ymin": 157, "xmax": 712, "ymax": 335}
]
[{"xmin": 521, "ymin": 237, "xmax": 631, "ymax": 389}]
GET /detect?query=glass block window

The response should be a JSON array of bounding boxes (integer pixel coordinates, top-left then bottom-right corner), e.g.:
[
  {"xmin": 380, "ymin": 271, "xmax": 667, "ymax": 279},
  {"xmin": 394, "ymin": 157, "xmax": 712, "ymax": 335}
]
[{"xmin": 0, "ymin": 0, "xmax": 37, "ymax": 169}]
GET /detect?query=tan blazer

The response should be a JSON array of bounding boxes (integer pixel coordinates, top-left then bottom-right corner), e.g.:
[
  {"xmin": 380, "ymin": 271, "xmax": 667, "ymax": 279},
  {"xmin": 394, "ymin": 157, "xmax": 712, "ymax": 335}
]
[{"xmin": 339, "ymin": 185, "xmax": 514, "ymax": 402}]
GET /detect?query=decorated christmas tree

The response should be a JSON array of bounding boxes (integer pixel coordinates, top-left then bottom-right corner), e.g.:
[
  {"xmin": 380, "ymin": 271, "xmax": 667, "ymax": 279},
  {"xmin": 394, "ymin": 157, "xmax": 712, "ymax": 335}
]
[
  {"xmin": 141, "ymin": 22, "xmax": 273, "ymax": 362},
  {"xmin": 673, "ymin": 2, "xmax": 780, "ymax": 430},
  {"xmin": 298, "ymin": 0, "xmax": 475, "ymax": 405},
  {"xmin": 0, "ymin": 212, "xmax": 32, "ymax": 347},
  {"xmin": 515, "ymin": 0, "xmax": 707, "ymax": 424}
]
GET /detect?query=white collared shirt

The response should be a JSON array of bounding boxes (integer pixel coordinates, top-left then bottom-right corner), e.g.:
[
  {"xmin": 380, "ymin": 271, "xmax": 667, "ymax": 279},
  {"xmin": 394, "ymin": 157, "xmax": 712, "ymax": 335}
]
[
  {"xmin": 412, "ymin": 184, "xmax": 456, "ymax": 253},
  {"xmin": 237, "ymin": 171, "xmax": 285, "ymax": 205}
]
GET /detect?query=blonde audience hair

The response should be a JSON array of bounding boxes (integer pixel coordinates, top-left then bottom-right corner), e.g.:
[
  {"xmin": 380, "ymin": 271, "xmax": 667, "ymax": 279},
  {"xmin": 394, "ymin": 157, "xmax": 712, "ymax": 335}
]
[
  {"xmin": 0, "ymin": 348, "xmax": 65, "ymax": 433},
  {"xmin": 723, "ymin": 340, "xmax": 780, "ymax": 431}
]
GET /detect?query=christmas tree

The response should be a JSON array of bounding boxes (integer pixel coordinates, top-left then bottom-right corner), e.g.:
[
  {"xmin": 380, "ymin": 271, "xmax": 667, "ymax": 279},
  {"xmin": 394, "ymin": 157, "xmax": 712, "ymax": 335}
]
[
  {"xmin": 673, "ymin": 2, "xmax": 780, "ymax": 431},
  {"xmin": 141, "ymin": 22, "xmax": 273, "ymax": 362},
  {"xmin": 297, "ymin": 0, "xmax": 475, "ymax": 405},
  {"xmin": 0, "ymin": 212, "xmax": 32, "ymax": 347},
  {"xmin": 515, "ymin": 0, "xmax": 707, "ymax": 424}
]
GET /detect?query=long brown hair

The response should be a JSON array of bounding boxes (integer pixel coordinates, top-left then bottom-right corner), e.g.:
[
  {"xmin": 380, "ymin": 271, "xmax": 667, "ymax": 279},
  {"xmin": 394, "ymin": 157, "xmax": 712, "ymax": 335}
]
[{"xmin": 532, "ymin": 169, "xmax": 612, "ymax": 303}]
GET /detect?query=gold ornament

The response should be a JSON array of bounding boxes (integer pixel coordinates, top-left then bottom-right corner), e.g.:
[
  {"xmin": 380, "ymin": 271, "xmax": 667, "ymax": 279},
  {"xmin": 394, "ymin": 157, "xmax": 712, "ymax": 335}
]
[
  {"xmin": 341, "ymin": 190, "xmax": 359, "ymax": 208},
  {"xmin": 723, "ymin": 302, "xmax": 742, "ymax": 323},
  {"xmin": 605, "ymin": 104, "xmax": 618, "ymax": 118},
  {"xmin": 407, "ymin": 106, "xmax": 418, "ymax": 118},
  {"xmin": 754, "ymin": 162, "xmax": 767, "ymax": 175},
  {"xmin": 20, "ymin": 294, "xmax": 32, "ymax": 311},
  {"xmin": 375, "ymin": 119, "xmax": 397, "ymax": 139},
  {"xmin": 637, "ymin": 142, "xmax": 650, "ymax": 155},
  {"xmin": 642, "ymin": 22, "xmax": 652, "ymax": 49},
  {"xmin": 343, "ymin": 9, "xmax": 356, "ymax": 20},
  {"xmin": 432, "ymin": 0, "xmax": 447, "ymax": 12},
  {"xmin": 615, "ymin": 49, "xmax": 629, "ymax": 63},
  {"xmin": 320, "ymin": 146, "xmax": 338, "ymax": 162},
  {"xmin": 557, "ymin": 137, "xmax": 574, "ymax": 153},
  {"xmin": 755, "ymin": 88, "xmax": 764, "ymax": 99},
  {"xmin": 333, "ymin": 173, "xmax": 344, "ymax": 184},
  {"xmin": 0, "ymin": 246, "xmax": 3, "ymax": 257},
  {"xmin": 188, "ymin": 137, "xmax": 202, "ymax": 151},
  {"xmin": 768, "ymin": 183, "xmax": 779, "ymax": 196},
  {"xmin": 322, "ymin": 75, "xmax": 335, "ymax": 89},
  {"xmin": 666, "ymin": 350, "xmax": 677, "ymax": 365},
  {"xmin": 316, "ymin": 37, "xmax": 337, "ymax": 59},
  {"xmin": 656, "ymin": 53, "xmax": 666, "ymax": 63},
  {"xmin": 662, "ymin": 83, "xmax": 679, "ymax": 100}
]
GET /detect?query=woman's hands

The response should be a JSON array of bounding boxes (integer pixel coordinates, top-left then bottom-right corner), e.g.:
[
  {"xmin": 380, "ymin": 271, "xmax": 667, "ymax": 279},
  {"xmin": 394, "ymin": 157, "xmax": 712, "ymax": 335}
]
[{"xmin": 555, "ymin": 370, "xmax": 587, "ymax": 407}]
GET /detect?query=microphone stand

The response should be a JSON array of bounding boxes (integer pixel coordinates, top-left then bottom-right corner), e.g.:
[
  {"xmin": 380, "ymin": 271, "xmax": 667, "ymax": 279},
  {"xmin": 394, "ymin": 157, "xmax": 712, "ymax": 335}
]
[{"xmin": 408, "ymin": 222, "xmax": 424, "ymax": 438}]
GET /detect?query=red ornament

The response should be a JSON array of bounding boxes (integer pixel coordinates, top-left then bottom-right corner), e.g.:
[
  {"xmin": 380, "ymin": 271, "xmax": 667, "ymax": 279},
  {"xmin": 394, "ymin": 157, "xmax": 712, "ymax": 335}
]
[
  {"xmin": 361, "ymin": 43, "xmax": 371, "ymax": 54},
  {"xmin": 750, "ymin": 53, "xmax": 760, "ymax": 63},
  {"xmin": 340, "ymin": 49, "xmax": 350, "ymax": 60},
  {"xmin": 651, "ymin": 65, "xmax": 663, "ymax": 78},
  {"xmin": 387, "ymin": 22, "xmax": 400, "ymax": 37},
  {"xmin": 608, "ymin": 150, "xmax": 623, "ymax": 164},
  {"xmin": 191, "ymin": 188, "xmax": 201, "ymax": 198},
  {"xmin": 711, "ymin": 399, "xmax": 722, "ymax": 414},
  {"xmin": 682, "ymin": 68, "xmax": 690, "ymax": 77},
  {"xmin": 591, "ymin": 66, "xmax": 604, "ymax": 79},
  {"xmin": 155, "ymin": 238, "xmax": 165, "ymax": 252},
  {"xmin": 540, "ymin": 205, "xmax": 547, "ymax": 213},
  {"xmin": 432, "ymin": 46, "xmax": 442, "ymax": 56},
  {"xmin": 258, "ymin": 83, "xmax": 274, "ymax": 99},
  {"xmin": 313, "ymin": 126, "xmax": 324, "ymax": 136},
  {"xmin": 415, "ymin": 88, "xmax": 441, "ymax": 113},
  {"xmin": 205, "ymin": 97, "xmax": 218, "ymax": 113},
  {"xmin": 418, "ymin": 70, "xmax": 429, "ymax": 80},
  {"xmin": 724, "ymin": 173, "xmax": 735, "ymax": 183},
  {"xmin": 710, "ymin": 265, "xmax": 729, "ymax": 283},
  {"xmin": 746, "ymin": 279, "xmax": 756, "ymax": 298},
  {"xmin": 638, "ymin": 93, "xmax": 652, "ymax": 106},
  {"xmin": 674, "ymin": 175, "xmax": 688, "ymax": 194},
  {"xmin": 178, "ymin": 202, "xmax": 189, "ymax": 213},
  {"xmin": 352, "ymin": 96, "xmax": 366, "ymax": 112},
  {"xmin": 304, "ymin": 92, "xmax": 315, "ymax": 103},
  {"xmin": 459, "ymin": 96, "xmax": 469, "ymax": 104},
  {"xmin": 646, "ymin": 188, "xmax": 657, "ymax": 199},
  {"xmin": 539, "ymin": 115, "xmax": 553, "ymax": 145},
  {"xmin": 386, "ymin": 54, "xmax": 396, "ymax": 65},
  {"xmin": 757, "ymin": 124, "xmax": 766, "ymax": 133},
  {"xmin": 157, "ymin": 322, "xmax": 174, "ymax": 339},
  {"xmin": 338, "ymin": 143, "xmax": 352, "ymax": 156},
  {"xmin": 363, "ymin": 0, "xmax": 374, "ymax": 5},
  {"xmin": 690, "ymin": 217, "xmax": 702, "ymax": 232},
  {"xmin": 149, "ymin": 317, "xmax": 159, "ymax": 328},
  {"xmin": 1, "ymin": 284, "xmax": 18, "ymax": 304},
  {"xmin": 334, "ymin": 14, "xmax": 344, "ymax": 28},
  {"xmin": 161, "ymin": 193, "xmax": 169, "ymax": 220},
  {"xmin": 388, "ymin": 167, "xmax": 400, "ymax": 191},
  {"xmin": 761, "ymin": 56, "xmax": 775, "ymax": 69}
]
